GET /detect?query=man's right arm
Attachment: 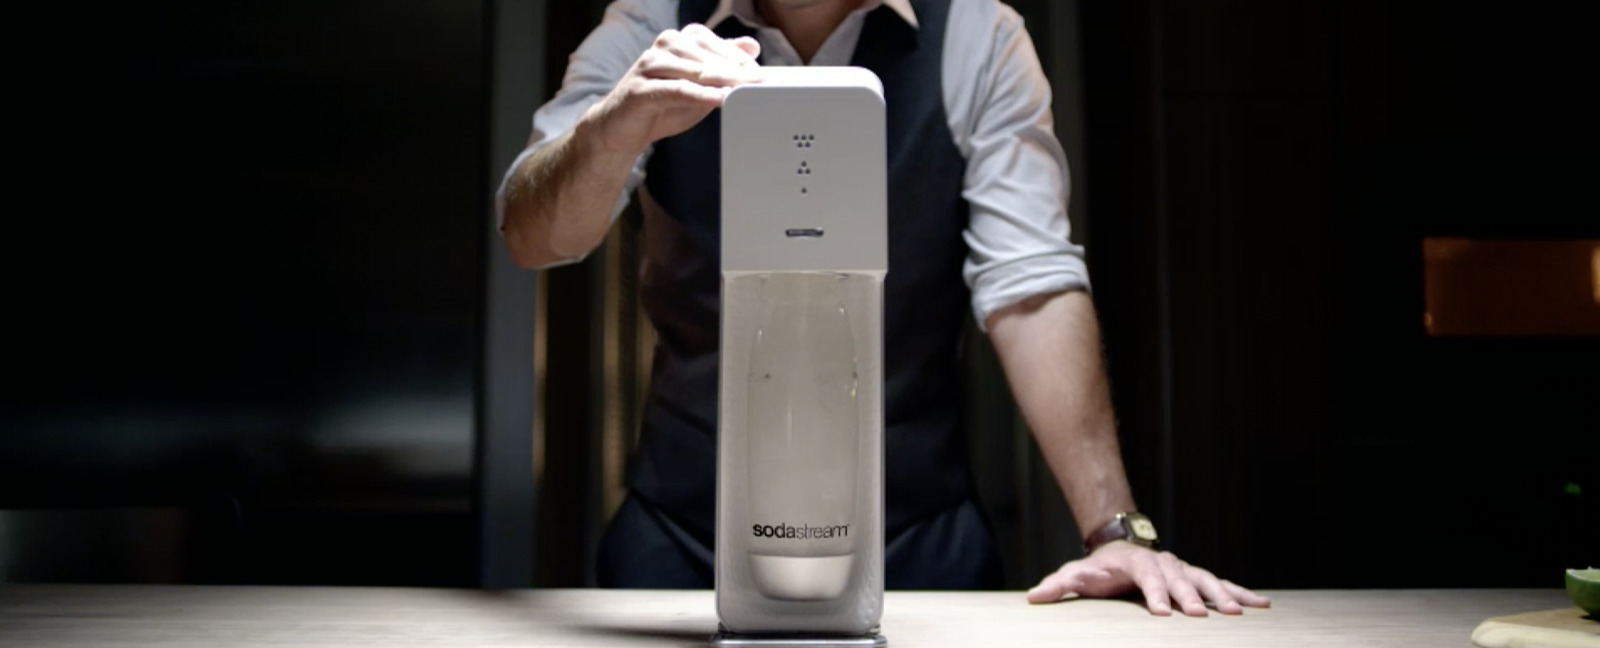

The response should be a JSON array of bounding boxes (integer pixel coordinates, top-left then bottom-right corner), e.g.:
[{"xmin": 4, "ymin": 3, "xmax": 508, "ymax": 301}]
[
  {"xmin": 498, "ymin": 14, "xmax": 760, "ymax": 270},
  {"xmin": 499, "ymin": 113, "xmax": 652, "ymax": 269}
]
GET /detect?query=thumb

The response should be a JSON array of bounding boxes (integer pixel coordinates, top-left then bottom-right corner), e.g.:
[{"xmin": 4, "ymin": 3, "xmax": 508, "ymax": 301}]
[{"xmin": 1026, "ymin": 564, "xmax": 1112, "ymax": 604}]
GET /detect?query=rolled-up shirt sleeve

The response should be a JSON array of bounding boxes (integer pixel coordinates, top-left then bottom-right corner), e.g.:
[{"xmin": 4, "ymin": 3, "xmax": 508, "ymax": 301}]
[
  {"xmin": 492, "ymin": 0, "xmax": 668, "ymax": 249},
  {"xmin": 956, "ymin": 8, "xmax": 1090, "ymax": 331}
]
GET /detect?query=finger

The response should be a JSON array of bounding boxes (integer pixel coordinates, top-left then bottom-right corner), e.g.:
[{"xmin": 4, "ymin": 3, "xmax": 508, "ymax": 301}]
[
  {"xmin": 696, "ymin": 62, "xmax": 759, "ymax": 87},
  {"xmin": 1131, "ymin": 555, "xmax": 1172, "ymax": 616},
  {"xmin": 730, "ymin": 36, "xmax": 761, "ymax": 59},
  {"xmin": 682, "ymin": 23, "xmax": 757, "ymax": 65},
  {"xmin": 1072, "ymin": 565, "xmax": 1121, "ymax": 597},
  {"xmin": 1026, "ymin": 563, "xmax": 1097, "ymax": 604},
  {"xmin": 637, "ymin": 78, "xmax": 727, "ymax": 106},
  {"xmin": 1027, "ymin": 562, "xmax": 1116, "ymax": 603},
  {"xmin": 694, "ymin": 38, "xmax": 758, "ymax": 73},
  {"xmin": 1156, "ymin": 553, "xmax": 1207, "ymax": 617},
  {"xmin": 662, "ymin": 36, "xmax": 712, "ymax": 65},
  {"xmin": 653, "ymin": 29, "xmax": 707, "ymax": 62},
  {"xmin": 1078, "ymin": 566, "xmax": 1114, "ymax": 582},
  {"xmin": 637, "ymin": 48, "xmax": 699, "ymax": 79},
  {"xmin": 637, "ymin": 53, "xmax": 751, "ymax": 88},
  {"xmin": 1025, "ymin": 575, "xmax": 1081, "ymax": 604},
  {"xmin": 1221, "ymin": 579, "xmax": 1272, "ymax": 608},
  {"xmin": 1186, "ymin": 565, "xmax": 1241, "ymax": 615}
]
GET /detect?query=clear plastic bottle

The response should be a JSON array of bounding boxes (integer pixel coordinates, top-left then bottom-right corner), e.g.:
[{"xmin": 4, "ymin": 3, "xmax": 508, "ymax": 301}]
[{"xmin": 743, "ymin": 272, "xmax": 860, "ymax": 601}]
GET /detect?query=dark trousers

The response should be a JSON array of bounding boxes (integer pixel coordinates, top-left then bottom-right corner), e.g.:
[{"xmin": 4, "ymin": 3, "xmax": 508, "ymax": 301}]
[{"xmin": 597, "ymin": 493, "xmax": 1004, "ymax": 590}]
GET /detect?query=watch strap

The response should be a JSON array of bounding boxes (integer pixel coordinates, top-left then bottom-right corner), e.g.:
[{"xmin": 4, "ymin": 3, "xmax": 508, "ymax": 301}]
[{"xmin": 1082, "ymin": 513, "xmax": 1156, "ymax": 554}]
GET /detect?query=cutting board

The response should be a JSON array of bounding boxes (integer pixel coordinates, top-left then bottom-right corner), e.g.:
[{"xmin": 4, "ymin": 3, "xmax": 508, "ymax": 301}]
[{"xmin": 1472, "ymin": 608, "xmax": 1599, "ymax": 648}]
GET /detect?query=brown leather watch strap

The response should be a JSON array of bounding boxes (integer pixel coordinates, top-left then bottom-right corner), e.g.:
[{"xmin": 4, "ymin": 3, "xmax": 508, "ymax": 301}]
[
  {"xmin": 1082, "ymin": 513, "xmax": 1158, "ymax": 554},
  {"xmin": 1082, "ymin": 516, "xmax": 1130, "ymax": 554}
]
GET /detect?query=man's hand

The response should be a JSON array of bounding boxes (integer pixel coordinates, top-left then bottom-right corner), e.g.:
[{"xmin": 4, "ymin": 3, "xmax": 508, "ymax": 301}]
[
  {"xmin": 498, "ymin": 24, "xmax": 759, "ymax": 268},
  {"xmin": 1026, "ymin": 541, "xmax": 1271, "ymax": 616},
  {"xmin": 585, "ymin": 23, "xmax": 761, "ymax": 157},
  {"xmin": 988, "ymin": 293, "xmax": 1269, "ymax": 616}
]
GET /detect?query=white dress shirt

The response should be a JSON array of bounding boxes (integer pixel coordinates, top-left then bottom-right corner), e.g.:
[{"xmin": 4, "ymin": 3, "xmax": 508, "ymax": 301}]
[{"xmin": 497, "ymin": 0, "xmax": 1089, "ymax": 329}]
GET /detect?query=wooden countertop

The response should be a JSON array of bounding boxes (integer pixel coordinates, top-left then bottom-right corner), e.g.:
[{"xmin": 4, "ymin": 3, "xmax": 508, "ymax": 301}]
[{"xmin": 0, "ymin": 585, "xmax": 1575, "ymax": 647}]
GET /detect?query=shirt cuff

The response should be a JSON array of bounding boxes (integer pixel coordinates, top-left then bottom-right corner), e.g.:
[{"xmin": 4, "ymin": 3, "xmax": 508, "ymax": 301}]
[{"xmin": 967, "ymin": 252, "xmax": 1091, "ymax": 332}]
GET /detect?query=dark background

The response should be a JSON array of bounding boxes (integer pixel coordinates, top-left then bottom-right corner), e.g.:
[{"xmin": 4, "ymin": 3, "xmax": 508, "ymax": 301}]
[{"xmin": 2, "ymin": 0, "xmax": 1593, "ymax": 590}]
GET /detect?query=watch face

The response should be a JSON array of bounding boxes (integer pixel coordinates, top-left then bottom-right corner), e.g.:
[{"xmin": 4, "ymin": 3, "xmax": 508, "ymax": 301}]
[{"xmin": 1128, "ymin": 517, "xmax": 1158, "ymax": 541}]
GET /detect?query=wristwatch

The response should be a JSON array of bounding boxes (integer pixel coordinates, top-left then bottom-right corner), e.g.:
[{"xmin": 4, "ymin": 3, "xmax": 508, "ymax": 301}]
[{"xmin": 1083, "ymin": 512, "xmax": 1159, "ymax": 554}]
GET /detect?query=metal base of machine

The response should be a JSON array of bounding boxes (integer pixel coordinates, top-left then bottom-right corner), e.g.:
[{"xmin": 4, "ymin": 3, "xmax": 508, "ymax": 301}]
[{"xmin": 711, "ymin": 626, "xmax": 887, "ymax": 647}]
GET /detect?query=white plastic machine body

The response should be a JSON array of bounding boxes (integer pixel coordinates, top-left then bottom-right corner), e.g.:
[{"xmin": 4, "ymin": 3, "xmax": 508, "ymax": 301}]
[{"xmin": 715, "ymin": 66, "xmax": 888, "ymax": 644}]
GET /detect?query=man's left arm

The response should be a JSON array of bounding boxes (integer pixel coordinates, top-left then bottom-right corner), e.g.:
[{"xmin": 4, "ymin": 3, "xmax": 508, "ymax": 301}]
[
  {"xmin": 954, "ymin": 2, "xmax": 1268, "ymax": 616},
  {"xmin": 986, "ymin": 291, "xmax": 1270, "ymax": 616}
]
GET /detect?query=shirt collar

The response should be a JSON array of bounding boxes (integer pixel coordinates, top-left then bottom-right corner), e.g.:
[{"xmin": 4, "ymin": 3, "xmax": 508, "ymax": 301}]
[{"xmin": 706, "ymin": 0, "xmax": 919, "ymax": 32}]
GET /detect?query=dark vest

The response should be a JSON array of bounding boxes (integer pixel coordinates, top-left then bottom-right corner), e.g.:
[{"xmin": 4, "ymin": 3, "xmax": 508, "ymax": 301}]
[{"xmin": 631, "ymin": 0, "xmax": 972, "ymax": 545}]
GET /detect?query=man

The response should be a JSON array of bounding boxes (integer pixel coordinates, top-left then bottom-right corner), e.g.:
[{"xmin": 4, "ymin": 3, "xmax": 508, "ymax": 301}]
[{"xmin": 498, "ymin": 0, "xmax": 1270, "ymax": 616}]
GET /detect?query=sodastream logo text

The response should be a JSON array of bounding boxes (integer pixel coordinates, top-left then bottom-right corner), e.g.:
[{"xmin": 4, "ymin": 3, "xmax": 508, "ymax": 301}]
[{"xmin": 751, "ymin": 522, "xmax": 850, "ymax": 539}]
